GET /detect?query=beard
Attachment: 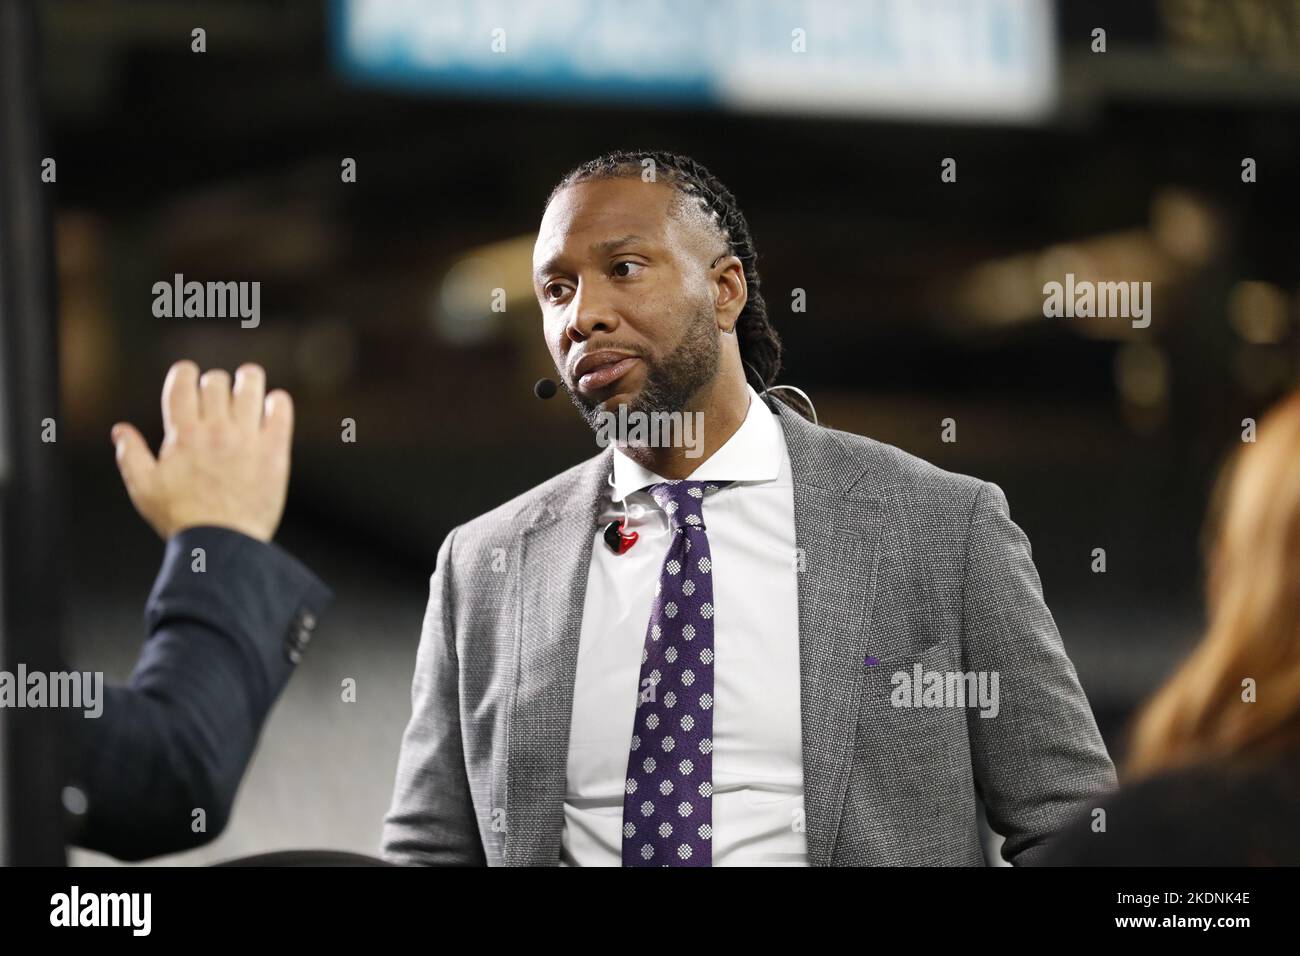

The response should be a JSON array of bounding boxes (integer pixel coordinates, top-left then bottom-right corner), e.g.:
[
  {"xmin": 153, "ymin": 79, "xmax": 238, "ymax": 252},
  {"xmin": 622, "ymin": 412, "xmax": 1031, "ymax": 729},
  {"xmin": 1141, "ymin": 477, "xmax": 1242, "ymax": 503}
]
[{"xmin": 563, "ymin": 300, "xmax": 720, "ymax": 434}]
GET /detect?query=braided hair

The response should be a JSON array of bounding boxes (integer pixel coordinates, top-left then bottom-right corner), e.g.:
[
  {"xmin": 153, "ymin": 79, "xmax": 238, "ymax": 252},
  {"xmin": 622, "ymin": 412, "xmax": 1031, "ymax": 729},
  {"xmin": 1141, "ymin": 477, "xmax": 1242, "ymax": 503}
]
[{"xmin": 547, "ymin": 150, "xmax": 786, "ymax": 400}]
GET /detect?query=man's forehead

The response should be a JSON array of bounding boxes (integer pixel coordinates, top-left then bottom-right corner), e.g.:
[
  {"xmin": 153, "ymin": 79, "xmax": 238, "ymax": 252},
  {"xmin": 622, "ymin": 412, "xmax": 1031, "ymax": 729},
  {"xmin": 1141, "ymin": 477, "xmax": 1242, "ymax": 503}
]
[{"xmin": 536, "ymin": 178, "xmax": 678, "ymax": 251}]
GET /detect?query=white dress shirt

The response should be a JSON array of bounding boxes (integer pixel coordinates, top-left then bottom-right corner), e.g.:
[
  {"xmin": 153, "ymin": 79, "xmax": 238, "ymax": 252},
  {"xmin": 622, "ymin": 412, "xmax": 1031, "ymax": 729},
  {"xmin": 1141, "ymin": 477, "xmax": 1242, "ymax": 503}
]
[{"xmin": 560, "ymin": 385, "xmax": 808, "ymax": 866}]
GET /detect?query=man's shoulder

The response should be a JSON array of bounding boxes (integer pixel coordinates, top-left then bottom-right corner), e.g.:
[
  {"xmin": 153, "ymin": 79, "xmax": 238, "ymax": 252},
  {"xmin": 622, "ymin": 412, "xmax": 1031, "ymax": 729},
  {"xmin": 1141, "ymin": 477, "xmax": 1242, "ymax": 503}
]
[{"xmin": 808, "ymin": 418, "xmax": 987, "ymax": 509}]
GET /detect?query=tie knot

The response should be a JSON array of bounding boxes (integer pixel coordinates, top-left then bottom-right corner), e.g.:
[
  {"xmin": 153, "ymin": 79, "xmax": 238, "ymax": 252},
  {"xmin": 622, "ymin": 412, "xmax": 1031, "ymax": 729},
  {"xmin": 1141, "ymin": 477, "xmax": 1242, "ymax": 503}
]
[{"xmin": 644, "ymin": 480, "xmax": 730, "ymax": 531}]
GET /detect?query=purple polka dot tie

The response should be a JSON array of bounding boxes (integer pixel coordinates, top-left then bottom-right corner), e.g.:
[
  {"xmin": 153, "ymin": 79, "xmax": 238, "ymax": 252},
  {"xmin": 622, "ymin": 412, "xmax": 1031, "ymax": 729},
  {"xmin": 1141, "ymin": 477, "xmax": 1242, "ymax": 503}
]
[{"xmin": 621, "ymin": 479, "xmax": 730, "ymax": 867}]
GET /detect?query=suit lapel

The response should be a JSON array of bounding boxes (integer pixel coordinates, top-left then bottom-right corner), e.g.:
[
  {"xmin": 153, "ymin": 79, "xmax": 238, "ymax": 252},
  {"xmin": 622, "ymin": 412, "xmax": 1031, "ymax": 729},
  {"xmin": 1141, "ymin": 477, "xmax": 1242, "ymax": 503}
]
[
  {"xmin": 774, "ymin": 401, "xmax": 885, "ymax": 867},
  {"xmin": 504, "ymin": 449, "xmax": 612, "ymax": 865}
]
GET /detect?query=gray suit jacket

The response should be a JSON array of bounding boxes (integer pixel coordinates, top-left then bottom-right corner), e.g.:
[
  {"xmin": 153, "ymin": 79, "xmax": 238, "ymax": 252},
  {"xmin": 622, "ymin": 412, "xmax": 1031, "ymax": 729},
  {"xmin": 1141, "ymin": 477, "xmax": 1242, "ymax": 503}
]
[{"xmin": 383, "ymin": 397, "xmax": 1117, "ymax": 866}]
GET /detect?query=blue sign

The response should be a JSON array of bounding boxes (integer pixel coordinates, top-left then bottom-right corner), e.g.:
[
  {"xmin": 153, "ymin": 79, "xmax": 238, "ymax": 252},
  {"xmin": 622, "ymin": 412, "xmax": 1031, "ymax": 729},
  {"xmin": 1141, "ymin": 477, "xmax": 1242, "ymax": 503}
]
[{"xmin": 334, "ymin": 0, "xmax": 1057, "ymax": 122}]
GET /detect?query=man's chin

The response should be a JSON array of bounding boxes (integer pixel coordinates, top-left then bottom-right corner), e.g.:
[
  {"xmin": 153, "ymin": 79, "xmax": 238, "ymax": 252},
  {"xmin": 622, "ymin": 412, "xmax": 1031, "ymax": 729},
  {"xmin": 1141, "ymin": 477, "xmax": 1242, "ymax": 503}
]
[
  {"xmin": 566, "ymin": 383, "xmax": 637, "ymax": 432},
  {"xmin": 593, "ymin": 389, "xmax": 640, "ymax": 413},
  {"xmin": 574, "ymin": 384, "xmax": 642, "ymax": 416}
]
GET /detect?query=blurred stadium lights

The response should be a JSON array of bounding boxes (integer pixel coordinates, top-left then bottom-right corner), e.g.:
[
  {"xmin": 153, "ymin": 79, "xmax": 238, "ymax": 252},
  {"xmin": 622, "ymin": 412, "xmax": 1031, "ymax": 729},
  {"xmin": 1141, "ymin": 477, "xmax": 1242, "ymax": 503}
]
[
  {"xmin": 1114, "ymin": 341, "xmax": 1170, "ymax": 419},
  {"xmin": 1226, "ymin": 279, "xmax": 1295, "ymax": 397},
  {"xmin": 951, "ymin": 229, "xmax": 1173, "ymax": 337},
  {"xmin": 1227, "ymin": 280, "xmax": 1289, "ymax": 346},
  {"xmin": 941, "ymin": 187, "xmax": 1222, "ymax": 344},
  {"xmin": 334, "ymin": 0, "xmax": 1058, "ymax": 123},
  {"xmin": 1149, "ymin": 188, "xmax": 1219, "ymax": 268},
  {"xmin": 434, "ymin": 234, "xmax": 534, "ymax": 345}
]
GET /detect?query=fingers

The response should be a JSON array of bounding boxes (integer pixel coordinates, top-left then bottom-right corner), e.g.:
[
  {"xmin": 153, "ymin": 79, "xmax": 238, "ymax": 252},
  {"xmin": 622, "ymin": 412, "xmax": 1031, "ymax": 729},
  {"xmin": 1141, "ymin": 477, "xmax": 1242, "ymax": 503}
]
[
  {"xmin": 161, "ymin": 358, "xmax": 287, "ymax": 436},
  {"xmin": 199, "ymin": 368, "xmax": 232, "ymax": 420},
  {"xmin": 231, "ymin": 363, "xmax": 266, "ymax": 428},
  {"xmin": 161, "ymin": 360, "xmax": 200, "ymax": 434},
  {"xmin": 110, "ymin": 422, "xmax": 157, "ymax": 501},
  {"xmin": 264, "ymin": 389, "xmax": 294, "ymax": 451}
]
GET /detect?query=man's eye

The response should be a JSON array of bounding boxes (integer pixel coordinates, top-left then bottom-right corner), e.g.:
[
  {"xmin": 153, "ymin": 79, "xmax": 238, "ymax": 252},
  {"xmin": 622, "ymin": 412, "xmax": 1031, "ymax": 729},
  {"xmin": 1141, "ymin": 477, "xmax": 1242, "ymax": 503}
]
[
  {"xmin": 545, "ymin": 282, "xmax": 571, "ymax": 301},
  {"xmin": 612, "ymin": 261, "xmax": 644, "ymax": 279}
]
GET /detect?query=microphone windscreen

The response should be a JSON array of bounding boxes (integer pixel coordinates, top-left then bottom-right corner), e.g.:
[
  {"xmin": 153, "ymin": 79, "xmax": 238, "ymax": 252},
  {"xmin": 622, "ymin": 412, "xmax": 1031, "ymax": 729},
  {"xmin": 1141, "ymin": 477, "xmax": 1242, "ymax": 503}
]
[{"xmin": 534, "ymin": 377, "xmax": 558, "ymax": 400}]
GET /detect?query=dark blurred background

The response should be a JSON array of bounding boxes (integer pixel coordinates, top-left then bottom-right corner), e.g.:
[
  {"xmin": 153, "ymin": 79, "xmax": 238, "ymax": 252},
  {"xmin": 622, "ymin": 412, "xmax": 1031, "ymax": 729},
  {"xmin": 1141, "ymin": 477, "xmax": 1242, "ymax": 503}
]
[{"xmin": 26, "ymin": 0, "xmax": 1300, "ymax": 862}]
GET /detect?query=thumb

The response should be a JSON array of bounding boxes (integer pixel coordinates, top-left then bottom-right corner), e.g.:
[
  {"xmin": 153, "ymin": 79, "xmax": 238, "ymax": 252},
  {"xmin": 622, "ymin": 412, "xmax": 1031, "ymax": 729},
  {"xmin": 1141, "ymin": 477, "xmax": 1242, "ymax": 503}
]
[{"xmin": 111, "ymin": 422, "xmax": 157, "ymax": 501}]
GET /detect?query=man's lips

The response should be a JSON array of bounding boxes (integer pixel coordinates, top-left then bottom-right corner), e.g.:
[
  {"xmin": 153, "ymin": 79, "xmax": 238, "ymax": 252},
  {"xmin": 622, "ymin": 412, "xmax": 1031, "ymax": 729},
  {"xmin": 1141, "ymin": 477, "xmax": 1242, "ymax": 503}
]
[{"xmin": 574, "ymin": 354, "xmax": 640, "ymax": 392}]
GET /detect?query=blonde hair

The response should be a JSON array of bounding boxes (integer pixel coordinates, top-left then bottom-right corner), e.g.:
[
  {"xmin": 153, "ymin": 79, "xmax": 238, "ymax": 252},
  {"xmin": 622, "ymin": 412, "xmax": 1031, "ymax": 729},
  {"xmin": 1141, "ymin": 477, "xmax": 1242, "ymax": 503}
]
[{"xmin": 1126, "ymin": 389, "xmax": 1300, "ymax": 778}]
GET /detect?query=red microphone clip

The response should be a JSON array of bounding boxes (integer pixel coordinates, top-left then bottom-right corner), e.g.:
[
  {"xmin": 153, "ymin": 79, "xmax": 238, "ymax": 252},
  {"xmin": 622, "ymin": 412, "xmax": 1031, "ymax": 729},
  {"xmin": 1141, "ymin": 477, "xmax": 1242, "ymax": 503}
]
[{"xmin": 603, "ymin": 518, "xmax": 638, "ymax": 555}]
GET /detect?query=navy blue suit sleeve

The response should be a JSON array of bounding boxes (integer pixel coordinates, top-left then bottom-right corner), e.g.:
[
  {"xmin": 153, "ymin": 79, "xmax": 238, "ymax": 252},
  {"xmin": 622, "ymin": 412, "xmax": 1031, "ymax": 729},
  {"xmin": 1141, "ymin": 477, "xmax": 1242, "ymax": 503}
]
[{"xmin": 69, "ymin": 526, "xmax": 331, "ymax": 861}]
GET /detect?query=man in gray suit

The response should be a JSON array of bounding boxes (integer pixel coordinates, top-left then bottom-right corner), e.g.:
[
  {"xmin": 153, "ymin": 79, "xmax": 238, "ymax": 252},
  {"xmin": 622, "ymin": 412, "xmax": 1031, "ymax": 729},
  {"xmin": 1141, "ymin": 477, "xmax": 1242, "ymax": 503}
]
[{"xmin": 383, "ymin": 151, "xmax": 1116, "ymax": 866}]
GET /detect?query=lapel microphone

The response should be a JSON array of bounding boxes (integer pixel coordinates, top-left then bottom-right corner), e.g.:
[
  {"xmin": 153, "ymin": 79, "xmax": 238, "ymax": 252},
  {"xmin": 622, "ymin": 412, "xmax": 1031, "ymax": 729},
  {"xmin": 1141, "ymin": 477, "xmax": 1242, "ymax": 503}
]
[
  {"xmin": 605, "ymin": 472, "xmax": 639, "ymax": 554},
  {"xmin": 603, "ymin": 519, "xmax": 638, "ymax": 555}
]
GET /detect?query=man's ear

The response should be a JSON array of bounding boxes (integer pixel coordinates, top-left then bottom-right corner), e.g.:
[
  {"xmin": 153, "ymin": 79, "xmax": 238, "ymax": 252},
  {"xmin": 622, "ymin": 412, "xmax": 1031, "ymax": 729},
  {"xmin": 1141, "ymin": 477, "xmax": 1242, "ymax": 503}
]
[{"xmin": 713, "ymin": 254, "xmax": 747, "ymax": 332}]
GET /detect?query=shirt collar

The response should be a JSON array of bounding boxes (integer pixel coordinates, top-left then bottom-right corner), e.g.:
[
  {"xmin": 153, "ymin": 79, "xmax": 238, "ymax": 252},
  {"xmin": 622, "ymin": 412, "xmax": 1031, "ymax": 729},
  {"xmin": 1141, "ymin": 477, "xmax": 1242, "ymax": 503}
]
[{"xmin": 610, "ymin": 384, "xmax": 782, "ymax": 499}]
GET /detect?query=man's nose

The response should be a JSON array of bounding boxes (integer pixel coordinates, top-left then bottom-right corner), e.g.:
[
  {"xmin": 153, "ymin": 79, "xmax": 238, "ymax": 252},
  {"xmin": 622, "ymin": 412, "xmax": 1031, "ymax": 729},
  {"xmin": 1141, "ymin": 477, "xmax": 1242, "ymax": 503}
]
[{"xmin": 565, "ymin": 281, "xmax": 621, "ymax": 342}]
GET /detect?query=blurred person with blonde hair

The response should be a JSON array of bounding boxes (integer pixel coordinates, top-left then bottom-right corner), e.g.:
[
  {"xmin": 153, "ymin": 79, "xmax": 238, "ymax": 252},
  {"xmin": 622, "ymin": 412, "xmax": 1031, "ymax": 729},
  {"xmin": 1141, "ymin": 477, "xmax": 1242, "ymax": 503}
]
[{"xmin": 1043, "ymin": 388, "xmax": 1300, "ymax": 865}]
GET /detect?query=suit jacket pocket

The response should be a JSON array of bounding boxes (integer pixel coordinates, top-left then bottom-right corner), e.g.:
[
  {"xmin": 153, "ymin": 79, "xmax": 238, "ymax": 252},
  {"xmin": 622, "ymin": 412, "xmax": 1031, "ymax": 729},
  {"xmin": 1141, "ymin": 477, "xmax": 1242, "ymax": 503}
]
[{"xmin": 856, "ymin": 641, "xmax": 971, "ymax": 765}]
